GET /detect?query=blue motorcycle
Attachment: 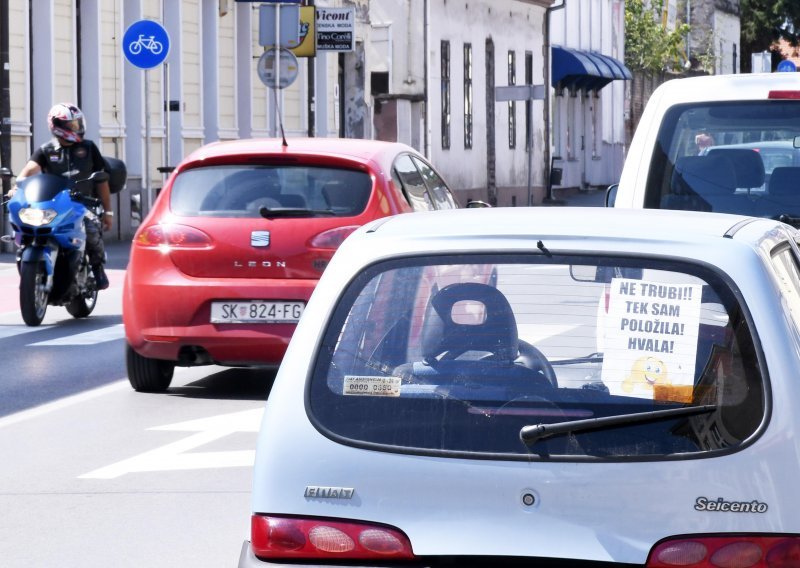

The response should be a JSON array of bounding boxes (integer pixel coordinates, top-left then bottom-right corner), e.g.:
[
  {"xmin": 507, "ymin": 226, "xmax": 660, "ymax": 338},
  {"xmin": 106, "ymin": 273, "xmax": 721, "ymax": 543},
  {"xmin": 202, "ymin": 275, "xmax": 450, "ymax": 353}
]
[{"xmin": 3, "ymin": 170, "xmax": 108, "ymax": 326}]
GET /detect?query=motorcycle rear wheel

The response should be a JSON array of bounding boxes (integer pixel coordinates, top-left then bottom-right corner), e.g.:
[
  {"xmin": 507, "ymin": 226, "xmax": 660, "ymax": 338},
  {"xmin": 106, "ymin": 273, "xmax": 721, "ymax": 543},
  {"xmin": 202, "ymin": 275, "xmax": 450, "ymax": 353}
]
[
  {"xmin": 126, "ymin": 343, "xmax": 175, "ymax": 392},
  {"xmin": 66, "ymin": 289, "xmax": 98, "ymax": 318},
  {"xmin": 20, "ymin": 261, "xmax": 48, "ymax": 326}
]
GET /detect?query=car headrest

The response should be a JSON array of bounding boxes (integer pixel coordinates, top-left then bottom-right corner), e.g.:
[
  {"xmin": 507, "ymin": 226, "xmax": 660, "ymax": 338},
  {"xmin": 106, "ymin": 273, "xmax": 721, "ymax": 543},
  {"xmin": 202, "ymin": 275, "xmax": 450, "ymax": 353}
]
[
  {"xmin": 422, "ymin": 282, "xmax": 519, "ymax": 363},
  {"xmin": 672, "ymin": 154, "xmax": 737, "ymax": 197},
  {"xmin": 769, "ymin": 167, "xmax": 800, "ymax": 197},
  {"xmin": 707, "ymin": 148, "xmax": 765, "ymax": 188}
]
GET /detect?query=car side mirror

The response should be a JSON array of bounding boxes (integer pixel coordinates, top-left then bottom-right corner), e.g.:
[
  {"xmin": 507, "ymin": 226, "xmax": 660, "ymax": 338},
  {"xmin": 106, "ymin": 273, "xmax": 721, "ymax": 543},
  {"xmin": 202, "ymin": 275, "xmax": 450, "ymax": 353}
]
[
  {"xmin": 466, "ymin": 200, "xmax": 491, "ymax": 208},
  {"xmin": 605, "ymin": 184, "xmax": 618, "ymax": 207}
]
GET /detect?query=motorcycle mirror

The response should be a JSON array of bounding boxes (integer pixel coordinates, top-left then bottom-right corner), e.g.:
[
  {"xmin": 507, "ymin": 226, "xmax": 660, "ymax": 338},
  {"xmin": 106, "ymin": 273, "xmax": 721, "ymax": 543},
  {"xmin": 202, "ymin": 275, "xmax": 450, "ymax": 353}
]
[{"xmin": 0, "ymin": 167, "xmax": 13, "ymax": 179}]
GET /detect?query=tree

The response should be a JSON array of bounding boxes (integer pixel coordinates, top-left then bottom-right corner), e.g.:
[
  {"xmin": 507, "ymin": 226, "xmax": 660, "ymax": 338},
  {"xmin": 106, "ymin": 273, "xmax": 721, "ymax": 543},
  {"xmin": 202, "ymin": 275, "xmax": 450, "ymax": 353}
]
[
  {"xmin": 625, "ymin": 0, "xmax": 691, "ymax": 74},
  {"xmin": 740, "ymin": 0, "xmax": 800, "ymax": 71}
]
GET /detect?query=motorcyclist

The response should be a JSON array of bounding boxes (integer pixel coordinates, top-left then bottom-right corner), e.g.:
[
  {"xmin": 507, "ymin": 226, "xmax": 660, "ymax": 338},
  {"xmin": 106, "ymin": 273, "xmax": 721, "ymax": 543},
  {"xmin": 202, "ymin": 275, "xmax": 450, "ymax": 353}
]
[{"xmin": 13, "ymin": 103, "xmax": 112, "ymax": 290}]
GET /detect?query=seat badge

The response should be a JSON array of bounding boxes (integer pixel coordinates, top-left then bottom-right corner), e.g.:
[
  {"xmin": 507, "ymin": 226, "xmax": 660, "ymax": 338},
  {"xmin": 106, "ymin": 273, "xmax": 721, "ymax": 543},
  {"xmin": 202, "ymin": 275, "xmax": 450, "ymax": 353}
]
[
  {"xmin": 251, "ymin": 231, "xmax": 270, "ymax": 247},
  {"xmin": 304, "ymin": 486, "xmax": 355, "ymax": 500}
]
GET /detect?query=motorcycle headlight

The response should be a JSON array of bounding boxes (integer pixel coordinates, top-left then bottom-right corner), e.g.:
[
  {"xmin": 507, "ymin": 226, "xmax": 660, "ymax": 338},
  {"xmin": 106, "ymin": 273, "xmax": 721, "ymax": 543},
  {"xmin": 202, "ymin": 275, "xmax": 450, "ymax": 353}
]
[{"xmin": 19, "ymin": 207, "xmax": 58, "ymax": 226}]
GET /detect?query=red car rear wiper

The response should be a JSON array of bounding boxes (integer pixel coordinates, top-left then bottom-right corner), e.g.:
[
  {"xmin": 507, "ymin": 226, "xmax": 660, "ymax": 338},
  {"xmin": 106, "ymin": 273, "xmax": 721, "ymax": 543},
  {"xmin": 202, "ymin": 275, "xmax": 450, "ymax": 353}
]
[{"xmin": 259, "ymin": 206, "xmax": 336, "ymax": 219}]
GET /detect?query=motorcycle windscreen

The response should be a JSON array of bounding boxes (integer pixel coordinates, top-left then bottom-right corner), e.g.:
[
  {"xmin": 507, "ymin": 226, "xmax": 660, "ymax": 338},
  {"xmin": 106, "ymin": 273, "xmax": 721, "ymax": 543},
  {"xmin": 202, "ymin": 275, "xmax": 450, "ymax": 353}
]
[{"xmin": 19, "ymin": 173, "xmax": 72, "ymax": 203}]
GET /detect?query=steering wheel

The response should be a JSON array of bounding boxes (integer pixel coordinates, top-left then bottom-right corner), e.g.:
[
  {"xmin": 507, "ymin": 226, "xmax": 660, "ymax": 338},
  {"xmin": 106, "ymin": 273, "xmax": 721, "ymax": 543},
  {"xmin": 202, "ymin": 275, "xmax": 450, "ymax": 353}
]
[{"xmin": 516, "ymin": 340, "xmax": 558, "ymax": 388}]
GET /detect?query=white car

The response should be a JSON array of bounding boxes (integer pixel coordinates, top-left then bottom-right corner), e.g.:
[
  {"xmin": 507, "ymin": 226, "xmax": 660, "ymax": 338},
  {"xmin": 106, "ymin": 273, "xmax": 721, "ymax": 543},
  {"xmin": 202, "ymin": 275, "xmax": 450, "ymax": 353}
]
[
  {"xmin": 240, "ymin": 207, "xmax": 800, "ymax": 567},
  {"xmin": 610, "ymin": 73, "xmax": 800, "ymax": 228}
]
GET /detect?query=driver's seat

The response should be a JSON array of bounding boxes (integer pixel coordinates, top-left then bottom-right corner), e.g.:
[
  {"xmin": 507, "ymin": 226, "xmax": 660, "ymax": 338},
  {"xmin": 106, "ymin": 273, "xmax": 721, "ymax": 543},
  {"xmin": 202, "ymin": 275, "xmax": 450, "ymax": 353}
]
[{"xmin": 396, "ymin": 283, "xmax": 553, "ymax": 388}]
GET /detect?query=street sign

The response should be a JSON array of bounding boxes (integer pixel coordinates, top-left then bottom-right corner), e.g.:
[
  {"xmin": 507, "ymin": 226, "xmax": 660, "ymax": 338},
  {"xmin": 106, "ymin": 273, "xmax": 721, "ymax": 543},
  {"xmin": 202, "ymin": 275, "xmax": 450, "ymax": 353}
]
[
  {"xmin": 495, "ymin": 85, "xmax": 545, "ymax": 101},
  {"xmin": 259, "ymin": 4, "xmax": 301, "ymax": 48},
  {"xmin": 122, "ymin": 20, "xmax": 170, "ymax": 69},
  {"xmin": 291, "ymin": 6, "xmax": 316, "ymax": 58},
  {"xmin": 316, "ymin": 7, "xmax": 355, "ymax": 51},
  {"xmin": 777, "ymin": 60, "xmax": 797, "ymax": 73},
  {"xmin": 257, "ymin": 48, "xmax": 299, "ymax": 89}
]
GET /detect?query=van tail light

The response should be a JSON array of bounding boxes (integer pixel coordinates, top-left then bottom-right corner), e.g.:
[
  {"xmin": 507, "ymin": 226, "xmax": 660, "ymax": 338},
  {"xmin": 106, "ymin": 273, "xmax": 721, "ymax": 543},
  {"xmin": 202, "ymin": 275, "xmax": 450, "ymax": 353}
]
[
  {"xmin": 251, "ymin": 515, "xmax": 415, "ymax": 561},
  {"xmin": 135, "ymin": 224, "xmax": 213, "ymax": 249},
  {"xmin": 768, "ymin": 90, "xmax": 800, "ymax": 99},
  {"xmin": 647, "ymin": 536, "xmax": 800, "ymax": 567},
  {"xmin": 309, "ymin": 226, "xmax": 359, "ymax": 250}
]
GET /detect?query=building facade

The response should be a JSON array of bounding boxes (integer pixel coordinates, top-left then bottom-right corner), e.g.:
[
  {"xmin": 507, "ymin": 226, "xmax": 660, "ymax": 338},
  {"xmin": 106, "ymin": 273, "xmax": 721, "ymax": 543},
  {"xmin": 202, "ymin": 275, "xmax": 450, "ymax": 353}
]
[{"xmin": 0, "ymin": 0, "xmax": 632, "ymax": 241}]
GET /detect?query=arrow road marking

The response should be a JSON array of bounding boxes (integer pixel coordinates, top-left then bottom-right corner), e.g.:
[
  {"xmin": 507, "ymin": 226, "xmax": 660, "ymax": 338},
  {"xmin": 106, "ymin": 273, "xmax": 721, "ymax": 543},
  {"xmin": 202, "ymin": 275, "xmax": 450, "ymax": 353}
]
[{"xmin": 79, "ymin": 407, "xmax": 265, "ymax": 479}]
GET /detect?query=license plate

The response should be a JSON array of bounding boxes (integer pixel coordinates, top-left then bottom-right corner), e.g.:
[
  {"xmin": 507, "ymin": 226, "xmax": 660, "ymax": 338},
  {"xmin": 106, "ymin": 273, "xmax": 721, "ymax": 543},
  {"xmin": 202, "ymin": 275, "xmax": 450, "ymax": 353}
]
[{"xmin": 210, "ymin": 301, "xmax": 305, "ymax": 323}]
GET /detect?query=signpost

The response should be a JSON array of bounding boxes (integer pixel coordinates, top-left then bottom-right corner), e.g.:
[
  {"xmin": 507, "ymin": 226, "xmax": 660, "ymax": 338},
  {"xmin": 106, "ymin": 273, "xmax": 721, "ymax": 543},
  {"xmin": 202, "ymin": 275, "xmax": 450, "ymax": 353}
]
[
  {"xmin": 495, "ymin": 85, "xmax": 545, "ymax": 206},
  {"xmin": 777, "ymin": 60, "xmax": 797, "ymax": 73},
  {"xmin": 122, "ymin": 19, "xmax": 170, "ymax": 215}
]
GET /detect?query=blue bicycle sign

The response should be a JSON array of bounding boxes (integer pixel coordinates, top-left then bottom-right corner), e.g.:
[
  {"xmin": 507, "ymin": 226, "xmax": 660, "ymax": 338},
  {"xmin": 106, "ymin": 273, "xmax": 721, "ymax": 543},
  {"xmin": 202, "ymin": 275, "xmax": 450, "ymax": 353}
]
[
  {"xmin": 123, "ymin": 20, "xmax": 170, "ymax": 69},
  {"xmin": 129, "ymin": 34, "xmax": 164, "ymax": 56}
]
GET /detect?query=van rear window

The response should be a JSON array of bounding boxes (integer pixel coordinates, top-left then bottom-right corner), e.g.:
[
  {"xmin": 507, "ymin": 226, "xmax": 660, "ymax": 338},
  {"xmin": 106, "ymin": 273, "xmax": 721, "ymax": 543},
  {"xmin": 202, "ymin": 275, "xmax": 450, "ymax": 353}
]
[
  {"xmin": 308, "ymin": 255, "xmax": 765, "ymax": 460},
  {"xmin": 645, "ymin": 101, "xmax": 800, "ymax": 224}
]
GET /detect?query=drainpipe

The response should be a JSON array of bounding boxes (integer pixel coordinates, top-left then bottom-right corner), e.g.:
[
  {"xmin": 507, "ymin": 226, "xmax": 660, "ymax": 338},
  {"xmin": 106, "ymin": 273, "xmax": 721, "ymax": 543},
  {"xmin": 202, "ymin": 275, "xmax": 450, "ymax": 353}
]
[
  {"xmin": 423, "ymin": 0, "xmax": 429, "ymax": 157},
  {"xmin": 543, "ymin": 0, "xmax": 565, "ymax": 203},
  {"xmin": 0, "ymin": 0, "xmax": 11, "ymax": 249}
]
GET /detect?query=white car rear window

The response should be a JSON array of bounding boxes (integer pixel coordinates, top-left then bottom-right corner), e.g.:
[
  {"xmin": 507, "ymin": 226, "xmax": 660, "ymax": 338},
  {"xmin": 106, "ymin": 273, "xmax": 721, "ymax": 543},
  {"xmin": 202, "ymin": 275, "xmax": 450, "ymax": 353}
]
[{"xmin": 309, "ymin": 255, "xmax": 765, "ymax": 460}]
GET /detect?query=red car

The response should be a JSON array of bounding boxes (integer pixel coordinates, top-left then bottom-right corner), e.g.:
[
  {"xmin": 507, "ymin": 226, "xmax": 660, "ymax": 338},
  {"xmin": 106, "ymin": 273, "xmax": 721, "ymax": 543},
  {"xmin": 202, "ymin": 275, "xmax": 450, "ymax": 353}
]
[{"xmin": 123, "ymin": 137, "xmax": 460, "ymax": 392}]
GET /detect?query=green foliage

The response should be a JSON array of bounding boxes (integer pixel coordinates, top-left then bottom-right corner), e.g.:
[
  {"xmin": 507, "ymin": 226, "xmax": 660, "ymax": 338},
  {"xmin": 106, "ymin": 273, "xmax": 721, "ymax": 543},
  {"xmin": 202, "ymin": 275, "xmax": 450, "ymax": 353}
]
[
  {"xmin": 625, "ymin": 0, "xmax": 691, "ymax": 74},
  {"xmin": 740, "ymin": 0, "xmax": 800, "ymax": 70}
]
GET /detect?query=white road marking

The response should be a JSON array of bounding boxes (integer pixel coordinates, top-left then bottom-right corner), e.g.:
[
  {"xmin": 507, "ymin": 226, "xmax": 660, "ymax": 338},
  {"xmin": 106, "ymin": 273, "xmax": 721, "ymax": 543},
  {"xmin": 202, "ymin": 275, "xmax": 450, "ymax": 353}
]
[
  {"xmin": 79, "ymin": 408, "xmax": 265, "ymax": 479},
  {"xmin": 29, "ymin": 323, "xmax": 125, "ymax": 346}
]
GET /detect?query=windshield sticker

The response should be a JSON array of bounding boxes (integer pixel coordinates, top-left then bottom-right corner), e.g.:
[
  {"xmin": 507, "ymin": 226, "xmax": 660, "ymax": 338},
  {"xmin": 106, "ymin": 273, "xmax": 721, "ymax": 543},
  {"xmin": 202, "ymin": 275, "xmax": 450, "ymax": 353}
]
[
  {"xmin": 601, "ymin": 278, "xmax": 702, "ymax": 403},
  {"xmin": 343, "ymin": 375, "xmax": 401, "ymax": 397}
]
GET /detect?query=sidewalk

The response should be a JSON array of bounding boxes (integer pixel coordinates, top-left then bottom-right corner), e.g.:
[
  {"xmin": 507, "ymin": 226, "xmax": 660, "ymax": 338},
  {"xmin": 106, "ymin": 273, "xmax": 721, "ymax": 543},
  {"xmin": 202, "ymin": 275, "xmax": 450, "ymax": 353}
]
[{"xmin": 546, "ymin": 187, "xmax": 608, "ymax": 207}]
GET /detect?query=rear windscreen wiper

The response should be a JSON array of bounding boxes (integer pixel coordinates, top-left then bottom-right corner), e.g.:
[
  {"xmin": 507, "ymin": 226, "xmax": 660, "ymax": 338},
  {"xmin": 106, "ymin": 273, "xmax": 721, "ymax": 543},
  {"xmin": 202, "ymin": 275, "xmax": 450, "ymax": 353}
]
[
  {"xmin": 777, "ymin": 214, "xmax": 800, "ymax": 228},
  {"xmin": 520, "ymin": 404, "xmax": 716, "ymax": 446},
  {"xmin": 259, "ymin": 206, "xmax": 335, "ymax": 219}
]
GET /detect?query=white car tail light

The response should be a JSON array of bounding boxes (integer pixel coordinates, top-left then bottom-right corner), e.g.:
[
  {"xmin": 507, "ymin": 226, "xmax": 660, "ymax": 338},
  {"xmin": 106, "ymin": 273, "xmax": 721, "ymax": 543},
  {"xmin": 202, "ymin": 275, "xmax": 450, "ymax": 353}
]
[
  {"xmin": 648, "ymin": 536, "xmax": 800, "ymax": 567},
  {"xmin": 251, "ymin": 515, "xmax": 415, "ymax": 560}
]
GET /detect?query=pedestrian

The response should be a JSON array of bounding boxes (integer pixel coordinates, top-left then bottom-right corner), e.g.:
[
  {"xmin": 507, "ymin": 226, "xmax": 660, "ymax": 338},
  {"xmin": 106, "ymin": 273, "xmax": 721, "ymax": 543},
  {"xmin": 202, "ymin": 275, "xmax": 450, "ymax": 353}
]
[{"xmin": 13, "ymin": 103, "xmax": 112, "ymax": 289}]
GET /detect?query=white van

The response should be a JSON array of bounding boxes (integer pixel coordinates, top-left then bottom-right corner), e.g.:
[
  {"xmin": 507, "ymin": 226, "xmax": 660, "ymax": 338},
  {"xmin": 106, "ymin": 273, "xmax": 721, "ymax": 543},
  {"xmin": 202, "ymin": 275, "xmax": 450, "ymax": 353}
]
[{"xmin": 609, "ymin": 73, "xmax": 800, "ymax": 227}]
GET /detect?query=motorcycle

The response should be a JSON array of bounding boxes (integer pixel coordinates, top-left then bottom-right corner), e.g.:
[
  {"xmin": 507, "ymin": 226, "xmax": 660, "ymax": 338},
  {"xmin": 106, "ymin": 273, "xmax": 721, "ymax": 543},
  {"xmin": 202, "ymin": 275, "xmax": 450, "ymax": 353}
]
[{"xmin": 1, "ymin": 169, "xmax": 109, "ymax": 326}]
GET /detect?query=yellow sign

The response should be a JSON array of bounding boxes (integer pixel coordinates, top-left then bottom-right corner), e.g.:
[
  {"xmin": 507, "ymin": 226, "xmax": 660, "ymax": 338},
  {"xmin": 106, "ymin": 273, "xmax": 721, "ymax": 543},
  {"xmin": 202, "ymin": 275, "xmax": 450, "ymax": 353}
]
[{"xmin": 291, "ymin": 6, "xmax": 316, "ymax": 58}]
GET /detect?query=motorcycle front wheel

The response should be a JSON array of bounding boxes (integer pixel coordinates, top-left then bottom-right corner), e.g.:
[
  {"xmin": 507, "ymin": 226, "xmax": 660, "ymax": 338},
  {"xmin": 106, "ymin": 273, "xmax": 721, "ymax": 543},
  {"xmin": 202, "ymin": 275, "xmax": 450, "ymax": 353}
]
[{"xmin": 20, "ymin": 261, "xmax": 48, "ymax": 326}]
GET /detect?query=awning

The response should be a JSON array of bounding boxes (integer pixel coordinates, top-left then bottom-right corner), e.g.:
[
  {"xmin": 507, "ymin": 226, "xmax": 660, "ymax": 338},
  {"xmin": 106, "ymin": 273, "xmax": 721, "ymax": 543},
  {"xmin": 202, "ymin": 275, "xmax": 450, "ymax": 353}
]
[{"xmin": 551, "ymin": 46, "xmax": 632, "ymax": 93}]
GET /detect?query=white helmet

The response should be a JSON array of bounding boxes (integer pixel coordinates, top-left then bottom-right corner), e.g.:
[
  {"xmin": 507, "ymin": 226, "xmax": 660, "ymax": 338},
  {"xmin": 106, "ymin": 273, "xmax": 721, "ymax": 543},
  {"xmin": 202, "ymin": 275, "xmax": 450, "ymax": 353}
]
[{"xmin": 48, "ymin": 102, "xmax": 86, "ymax": 143}]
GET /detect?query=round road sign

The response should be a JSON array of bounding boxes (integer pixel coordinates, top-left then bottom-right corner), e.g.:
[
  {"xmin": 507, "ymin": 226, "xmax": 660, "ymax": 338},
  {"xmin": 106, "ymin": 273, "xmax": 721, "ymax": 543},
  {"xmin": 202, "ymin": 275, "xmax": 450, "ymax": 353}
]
[
  {"xmin": 123, "ymin": 20, "xmax": 170, "ymax": 69},
  {"xmin": 257, "ymin": 48, "xmax": 299, "ymax": 89}
]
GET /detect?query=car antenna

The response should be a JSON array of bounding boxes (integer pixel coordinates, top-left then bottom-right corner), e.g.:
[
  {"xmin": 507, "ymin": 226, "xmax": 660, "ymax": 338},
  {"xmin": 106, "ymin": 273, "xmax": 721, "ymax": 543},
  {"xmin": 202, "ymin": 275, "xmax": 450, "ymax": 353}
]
[
  {"xmin": 537, "ymin": 240, "xmax": 552, "ymax": 257},
  {"xmin": 273, "ymin": 88, "xmax": 289, "ymax": 147}
]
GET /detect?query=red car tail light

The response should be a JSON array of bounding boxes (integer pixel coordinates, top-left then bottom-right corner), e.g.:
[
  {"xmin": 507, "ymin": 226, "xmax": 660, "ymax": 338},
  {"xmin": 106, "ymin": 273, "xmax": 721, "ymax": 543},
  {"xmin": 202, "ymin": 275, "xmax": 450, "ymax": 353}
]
[
  {"xmin": 309, "ymin": 226, "xmax": 360, "ymax": 250},
  {"xmin": 135, "ymin": 224, "xmax": 213, "ymax": 249},
  {"xmin": 250, "ymin": 515, "xmax": 415, "ymax": 560},
  {"xmin": 647, "ymin": 536, "xmax": 800, "ymax": 568}
]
